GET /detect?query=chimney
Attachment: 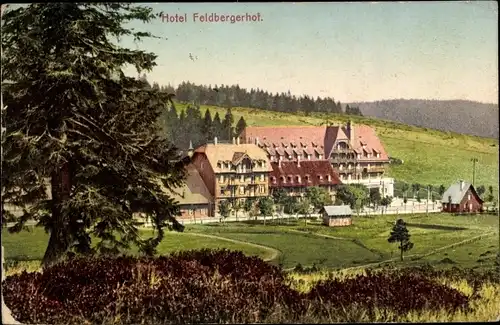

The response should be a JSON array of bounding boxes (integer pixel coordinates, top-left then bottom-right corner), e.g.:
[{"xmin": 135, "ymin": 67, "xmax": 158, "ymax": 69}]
[
  {"xmin": 297, "ymin": 155, "xmax": 301, "ymax": 167},
  {"xmin": 347, "ymin": 120, "xmax": 354, "ymax": 141},
  {"xmin": 214, "ymin": 137, "xmax": 218, "ymax": 145},
  {"xmin": 459, "ymin": 180, "xmax": 464, "ymax": 191},
  {"xmin": 236, "ymin": 137, "xmax": 240, "ymax": 145},
  {"xmin": 187, "ymin": 140, "xmax": 194, "ymax": 158},
  {"xmin": 232, "ymin": 137, "xmax": 236, "ymax": 144}
]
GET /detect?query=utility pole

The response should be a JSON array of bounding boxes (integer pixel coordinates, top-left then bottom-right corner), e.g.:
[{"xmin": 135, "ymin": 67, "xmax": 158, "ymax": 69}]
[
  {"xmin": 426, "ymin": 185, "xmax": 429, "ymax": 214},
  {"xmin": 471, "ymin": 158, "xmax": 478, "ymax": 186}
]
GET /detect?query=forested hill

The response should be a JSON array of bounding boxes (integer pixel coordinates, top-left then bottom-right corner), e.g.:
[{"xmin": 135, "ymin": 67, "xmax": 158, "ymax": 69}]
[
  {"xmin": 154, "ymin": 80, "xmax": 363, "ymax": 116},
  {"xmin": 150, "ymin": 79, "xmax": 498, "ymax": 139},
  {"xmin": 349, "ymin": 99, "xmax": 499, "ymax": 139}
]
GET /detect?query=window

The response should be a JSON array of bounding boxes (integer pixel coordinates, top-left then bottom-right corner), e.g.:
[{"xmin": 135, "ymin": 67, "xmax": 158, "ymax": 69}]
[
  {"xmin": 260, "ymin": 174, "xmax": 265, "ymax": 182},
  {"xmin": 376, "ymin": 153, "xmax": 380, "ymax": 158},
  {"xmin": 318, "ymin": 175, "xmax": 323, "ymax": 181},
  {"xmin": 305, "ymin": 175, "xmax": 311, "ymax": 183},
  {"xmin": 468, "ymin": 194, "xmax": 471, "ymax": 200},
  {"xmin": 240, "ymin": 175, "xmax": 245, "ymax": 182},
  {"xmin": 220, "ymin": 188, "xmax": 224, "ymax": 195},
  {"xmin": 260, "ymin": 185, "xmax": 265, "ymax": 194},
  {"xmin": 296, "ymin": 176, "xmax": 301, "ymax": 183},
  {"xmin": 217, "ymin": 162, "xmax": 222, "ymax": 169},
  {"xmin": 319, "ymin": 154, "xmax": 323, "ymax": 159},
  {"xmin": 219, "ymin": 175, "xmax": 225, "ymax": 183},
  {"xmin": 327, "ymin": 175, "xmax": 332, "ymax": 182},
  {"xmin": 287, "ymin": 176, "xmax": 293, "ymax": 183},
  {"xmin": 307, "ymin": 154, "xmax": 311, "ymax": 160},
  {"xmin": 357, "ymin": 154, "xmax": 361, "ymax": 159},
  {"xmin": 281, "ymin": 176, "xmax": 286, "ymax": 183},
  {"xmin": 239, "ymin": 186, "xmax": 245, "ymax": 195}
]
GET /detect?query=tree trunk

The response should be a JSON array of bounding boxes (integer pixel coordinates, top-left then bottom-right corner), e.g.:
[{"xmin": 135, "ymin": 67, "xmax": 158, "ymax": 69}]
[
  {"xmin": 42, "ymin": 163, "xmax": 72, "ymax": 269},
  {"xmin": 400, "ymin": 246, "xmax": 404, "ymax": 262}
]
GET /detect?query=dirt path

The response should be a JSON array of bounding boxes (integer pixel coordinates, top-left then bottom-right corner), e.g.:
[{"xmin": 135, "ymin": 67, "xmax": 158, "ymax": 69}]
[
  {"xmin": 188, "ymin": 232, "xmax": 281, "ymax": 262},
  {"xmin": 286, "ymin": 229, "xmax": 496, "ymax": 272},
  {"xmin": 340, "ymin": 231, "xmax": 496, "ymax": 272},
  {"xmin": 286, "ymin": 229, "xmax": 352, "ymax": 241}
]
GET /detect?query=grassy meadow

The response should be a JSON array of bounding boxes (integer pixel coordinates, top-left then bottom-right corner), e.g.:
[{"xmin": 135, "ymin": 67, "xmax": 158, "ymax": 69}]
[
  {"xmin": 4, "ymin": 213, "xmax": 497, "ymax": 273},
  {"xmin": 187, "ymin": 213, "xmax": 498, "ymax": 271},
  {"xmin": 175, "ymin": 102, "xmax": 499, "ymax": 191},
  {"xmin": 1, "ymin": 228, "xmax": 271, "ymax": 263}
]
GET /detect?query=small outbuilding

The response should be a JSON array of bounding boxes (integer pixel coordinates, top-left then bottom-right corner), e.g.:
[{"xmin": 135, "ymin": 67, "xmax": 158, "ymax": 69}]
[
  {"xmin": 320, "ymin": 205, "xmax": 353, "ymax": 227},
  {"xmin": 441, "ymin": 180, "xmax": 484, "ymax": 213}
]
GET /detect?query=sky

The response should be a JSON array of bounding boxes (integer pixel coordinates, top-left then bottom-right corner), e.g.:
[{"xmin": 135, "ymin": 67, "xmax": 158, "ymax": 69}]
[{"xmin": 5, "ymin": 2, "xmax": 499, "ymax": 104}]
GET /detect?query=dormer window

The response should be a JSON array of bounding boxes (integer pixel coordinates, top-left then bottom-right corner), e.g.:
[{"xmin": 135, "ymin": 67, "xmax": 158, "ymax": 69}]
[
  {"xmin": 288, "ymin": 155, "xmax": 292, "ymax": 160},
  {"xmin": 307, "ymin": 154, "xmax": 311, "ymax": 160},
  {"xmin": 305, "ymin": 175, "xmax": 311, "ymax": 183},
  {"xmin": 376, "ymin": 153, "xmax": 380, "ymax": 158},
  {"xmin": 357, "ymin": 154, "xmax": 361, "ymax": 159},
  {"xmin": 217, "ymin": 162, "xmax": 222, "ymax": 169},
  {"xmin": 281, "ymin": 176, "xmax": 286, "ymax": 184},
  {"xmin": 318, "ymin": 175, "xmax": 323, "ymax": 181},
  {"xmin": 296, "ymin": 176, "xmax": 301, "ymax": 183},
  {"xmin": 319, "ymin": 154, "xmax": 323, "ymax": 159},
  {"xmin": 327, "ymin": 175, "xmax": 332, "ymax": 182},
  {"xmin": 287, "ymin": 176, "xmax": 292, "ymax": 183},
  {"xmin": 271, "ymin": 176, "xmax": 276, "ymax": 184}
]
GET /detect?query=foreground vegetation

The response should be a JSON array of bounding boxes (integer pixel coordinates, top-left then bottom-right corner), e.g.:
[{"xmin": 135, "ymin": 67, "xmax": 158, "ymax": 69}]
[
  {"xmin": 174, "ymin": 102, "xmax": 499, "ymax": 191},
  {"xmin": 3, "ymin": 250, "xmax": 499, "ymax": 324}
]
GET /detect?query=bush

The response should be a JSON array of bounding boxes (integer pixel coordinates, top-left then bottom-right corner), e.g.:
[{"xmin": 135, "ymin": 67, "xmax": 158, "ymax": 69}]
[
  {"xmin": 3, "ymin": 249, "xmax": 307, "ymax": 324},
  {"xmin": 308, "ymin": 270, "xmax": 471, "ymax": 318},
  {"xmin": 4, "ymin": 252, "xmax": 496, "ymax": 324}
]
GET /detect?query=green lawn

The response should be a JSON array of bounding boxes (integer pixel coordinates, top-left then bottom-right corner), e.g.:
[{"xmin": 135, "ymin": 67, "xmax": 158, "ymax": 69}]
[
  {"xmin": 2, "ymin": 213, "xmax": 498, "ymax": 271},
  {"xmin": 1, "ymin": 227, "xmax": 270, "ymax": 261},
  {"xmin": 188, "ymin": 223, "xmax": 380, "ymax": 269},
  {"xmin": 186, "ymin": 213, "xmax": 498, "ymax": 270},
  {"xmin": 175, "ymin": 102, "xmax": 499, "ymax": 191},
  {"xmin": 408, "ymin": 233, "xmax": 499, "ymax": 270}
]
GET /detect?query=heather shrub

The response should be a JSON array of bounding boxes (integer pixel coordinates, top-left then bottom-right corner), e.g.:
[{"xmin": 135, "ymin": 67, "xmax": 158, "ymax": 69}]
[
  {"xmin": 308, "ymin": 269, "xmax": 471, "ymax": 318},
  {"xmin": 3, "ymin": 249, "xmax": 307, "ymax": 324},
  {"xmin": 3, "ymin": 250, "xmax": 492, "ymax": 324}
]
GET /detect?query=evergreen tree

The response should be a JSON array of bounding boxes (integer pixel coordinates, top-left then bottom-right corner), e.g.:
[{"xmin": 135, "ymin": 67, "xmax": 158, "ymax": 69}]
[
  {"xmin": 387, "ymin": 219, "xmax": 414, "ymax": 261},
  {"xmin": 212, "ymin": 112, "xmax": 223, "ymax": 140},
  {"xmin": 202, "ymin": 109, "xmax": 214, "ymax": 142},
  {"xmin": 235, "ymin": 116, "xmax": 247, "ymax": 138},
  {"xmin": 1, "ymin": 3, "xmax": 186, "ymax": 268},
  {"xmin": 222, "ymin": 107, "xmax": 234, "ymax": 141}
]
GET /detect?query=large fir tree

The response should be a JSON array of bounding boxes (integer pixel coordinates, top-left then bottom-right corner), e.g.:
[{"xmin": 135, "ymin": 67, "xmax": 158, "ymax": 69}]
[{"xmin": 1, "ymin": 3, "xmax": 186, "ymax": 268}]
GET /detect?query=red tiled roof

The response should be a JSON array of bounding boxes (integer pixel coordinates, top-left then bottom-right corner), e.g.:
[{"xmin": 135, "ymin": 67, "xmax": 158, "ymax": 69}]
[
  {"xmin": 269, "ymin": 160, "xmax": 342, "ymax": 188},
  {"xmin": 241, "ymin": 124, "xmax": 389, "ymax": 162}
]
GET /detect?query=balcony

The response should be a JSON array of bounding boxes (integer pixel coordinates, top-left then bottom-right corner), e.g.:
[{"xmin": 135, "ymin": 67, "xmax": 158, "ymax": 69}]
[
  {"xmin": 366, "ymin": 166, "xmax": 386, "ymax": 173},
  {"xmin": 331, "ymin": 155, "xmax": 357, "ymax": 163},
  {"xmin": 330, "ymin": 148, "xmax": 352, "ymax": 154}
]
